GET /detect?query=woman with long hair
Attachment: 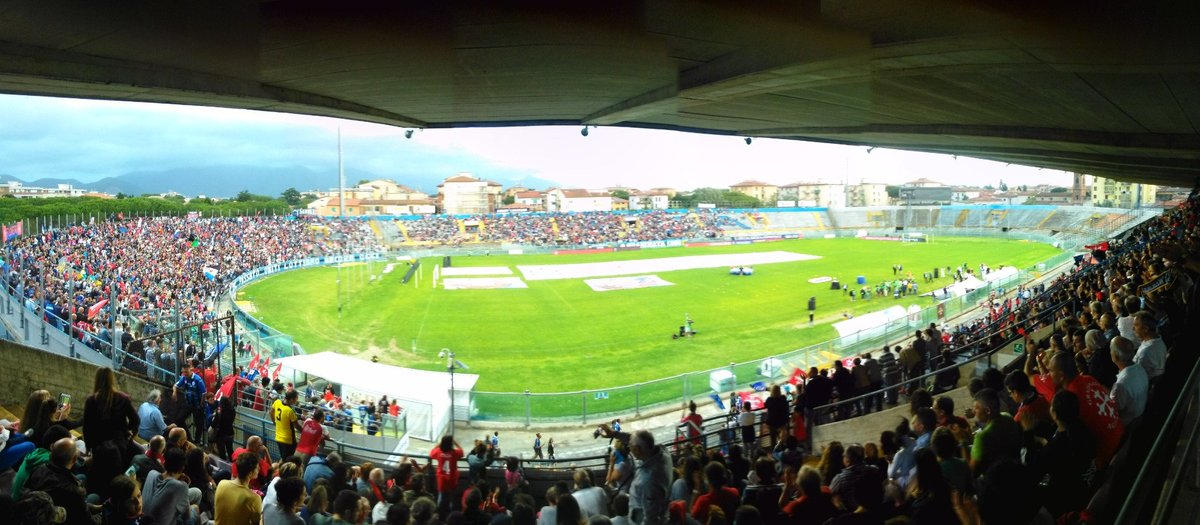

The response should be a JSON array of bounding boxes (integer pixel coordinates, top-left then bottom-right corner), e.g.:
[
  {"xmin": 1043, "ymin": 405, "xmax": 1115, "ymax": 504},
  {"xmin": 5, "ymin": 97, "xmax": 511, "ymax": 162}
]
[
  {"xmin": 83, "ymin": 367, "xmax": 140, "ymax": 463},
  {"xmin": 430, "ymin": 435, "xmax": 464, "ymax": 514},
  {"xmin": 669, "ymin": 455, "xmax": 705, "ymax": 509},
  {"xmin": 816, "ymin": 441, "xmax": 844, "ymax": 484},
  {"xmin": 22, "ymin": 390, "xmax": 78, "ymax": 444},
  {"xmin": 907, "ymin": 448, "xmax": 958, "ymax": 524},
  {"xmin": 214, "ymin": 395, "xmax": 236, "ymax": 461},
  {"xmin": 184, "ymin": 447, "xmax": 215, "ymax": 517},
  {"xmin": 302, "ymin": 484, "xmax": 331, "ymax": 525},
  {"xmin": 764, "ymin": 385, "xmax": 789, "ymax": 447}
]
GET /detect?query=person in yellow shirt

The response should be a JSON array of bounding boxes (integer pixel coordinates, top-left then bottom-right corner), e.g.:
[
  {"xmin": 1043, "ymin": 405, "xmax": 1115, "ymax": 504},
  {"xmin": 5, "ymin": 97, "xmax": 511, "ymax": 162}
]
[
  {"xmin": 215, "ymin": 452, "xmax": 263, "ymax": 525},
  {"xmin": 272, "ymin": 390, "xmax": 302, "ymax": 459}
]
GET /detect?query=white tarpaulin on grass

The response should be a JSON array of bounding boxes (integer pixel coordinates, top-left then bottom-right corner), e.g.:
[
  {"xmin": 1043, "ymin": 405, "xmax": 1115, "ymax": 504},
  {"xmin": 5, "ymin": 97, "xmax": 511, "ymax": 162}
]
[
  {"xmin": 276, "ymin": 352, "xmax": 479, "ymax": 441},
  {"xmin": 440, "ymin": 266, "xmax": 513, "ymax": 276},
  {"xmin": 518, "ymin": 251, "xmax": 819, "ymax": 280},
  {"xmin": 585, "ymin": 275, "xmax": 674, "ymax": 292},
  {"xmin": 442, "ymin": 277, "xmax": 528, "ymax": 290}
]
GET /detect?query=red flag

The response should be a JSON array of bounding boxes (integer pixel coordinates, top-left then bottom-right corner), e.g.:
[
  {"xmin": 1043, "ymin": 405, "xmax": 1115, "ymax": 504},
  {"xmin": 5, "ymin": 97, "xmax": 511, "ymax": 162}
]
[
  {"xmin": 788, "ymin": 367, "xmax": 807, "ymax": 386},
  {"xmin": 738, "ymin": 392, "xmax": 765, "ymax": 410},
  {"xmin": 87, "ymin": 299, "xmax": 109, "ymax": 320},
  {"xmin": 271, "ymin": 363, "xmax": 283, "ymax": 380},
  {"xmin": 259, "ymin": 356, "xmax": 271, "ymax": 375},
  {"xmin": 247, "ymin": 354, "xmax": 260, "ymax": 371}
]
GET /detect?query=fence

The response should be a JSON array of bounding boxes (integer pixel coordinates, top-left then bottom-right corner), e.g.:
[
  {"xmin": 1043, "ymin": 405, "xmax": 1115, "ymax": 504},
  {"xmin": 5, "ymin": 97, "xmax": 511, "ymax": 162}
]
[{"xmin": 466, "ymin": 250, "xmax": 1076, "ymax": 425}]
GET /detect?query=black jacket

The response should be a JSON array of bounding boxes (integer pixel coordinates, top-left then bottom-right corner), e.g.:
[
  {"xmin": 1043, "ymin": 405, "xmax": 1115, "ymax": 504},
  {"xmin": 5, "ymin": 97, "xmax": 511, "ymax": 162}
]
[{"xmin": 25, "ymin": 463, "xmax": 94, "ymax": 525}]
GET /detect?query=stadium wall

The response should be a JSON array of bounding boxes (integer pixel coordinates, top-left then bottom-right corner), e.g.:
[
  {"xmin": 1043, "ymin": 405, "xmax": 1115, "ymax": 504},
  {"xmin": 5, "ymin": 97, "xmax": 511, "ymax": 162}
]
[{"xmin": 0, "ymin": 338, "xmax": 161, "ymax": 422}]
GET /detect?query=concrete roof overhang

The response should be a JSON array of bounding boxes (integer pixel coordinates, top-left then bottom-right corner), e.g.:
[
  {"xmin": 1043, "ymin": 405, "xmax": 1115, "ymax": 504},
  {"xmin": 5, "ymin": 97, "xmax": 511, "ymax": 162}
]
[{"xmin": 1, "ymin": 0, "xmax": 1198, "ymax": 186}]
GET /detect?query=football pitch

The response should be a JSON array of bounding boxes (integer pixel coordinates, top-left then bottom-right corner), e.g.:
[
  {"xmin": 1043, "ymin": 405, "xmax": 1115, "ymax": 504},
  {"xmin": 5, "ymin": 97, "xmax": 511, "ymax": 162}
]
[{"xmin": 241, "ymin": 237, "xmax": 1059, "ymax": 411}]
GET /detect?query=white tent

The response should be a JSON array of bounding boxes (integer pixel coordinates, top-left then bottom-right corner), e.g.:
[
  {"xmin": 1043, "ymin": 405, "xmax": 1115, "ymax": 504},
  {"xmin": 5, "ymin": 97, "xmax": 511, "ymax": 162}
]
[
  {"xmin": 832, "ymin": 305, "xmax": 907, "ymax": 346},
  {"xmin": 276, "ymin": 352, "xmax": 479, "ymax": 441},
  {"xmin": 983, "ymin": 265, "xmax": 1018, "ymax": 283},
  {"xmin": 926, "ymin": 274, "xmax": 986, "ymax": 299}
]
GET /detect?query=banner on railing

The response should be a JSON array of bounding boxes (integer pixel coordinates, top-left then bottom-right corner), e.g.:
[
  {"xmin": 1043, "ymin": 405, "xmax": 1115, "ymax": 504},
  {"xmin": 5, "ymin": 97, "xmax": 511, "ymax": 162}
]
[{"xmin": 2, "ymin": 222, "xmax": 22, "ymax": 243}]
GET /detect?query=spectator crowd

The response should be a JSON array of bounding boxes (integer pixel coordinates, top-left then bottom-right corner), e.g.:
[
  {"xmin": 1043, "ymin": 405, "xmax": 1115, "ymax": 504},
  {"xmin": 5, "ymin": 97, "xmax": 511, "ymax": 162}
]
[
  {"xmin": 399, "ymin": 210, "xmax": 731, "ymax": 246},
  {"xmin": 0, "ymin": 189, "xmax": 1195, "ymax": 525},
  {"xmin": 1, "ymin": 215, "xmax": 381, "ymax": 361}
]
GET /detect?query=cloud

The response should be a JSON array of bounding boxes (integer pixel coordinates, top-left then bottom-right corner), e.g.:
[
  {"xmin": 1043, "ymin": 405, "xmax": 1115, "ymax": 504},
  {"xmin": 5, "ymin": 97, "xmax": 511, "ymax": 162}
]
[{"xmin": 0, "ymin": 94, "xmax": 1073, "ymax": 190}]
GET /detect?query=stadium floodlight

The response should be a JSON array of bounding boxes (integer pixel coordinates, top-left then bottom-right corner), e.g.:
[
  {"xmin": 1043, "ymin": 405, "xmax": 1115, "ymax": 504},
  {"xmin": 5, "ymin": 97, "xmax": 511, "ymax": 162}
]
[{"xmin": 439, "ymin": 349, "xmax": 468, "ymax": 436}]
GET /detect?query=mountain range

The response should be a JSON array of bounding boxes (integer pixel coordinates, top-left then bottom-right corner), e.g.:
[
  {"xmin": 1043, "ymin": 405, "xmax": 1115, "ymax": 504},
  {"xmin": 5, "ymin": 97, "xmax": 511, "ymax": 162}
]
[{"xmin": 0, "ymin": 165, "xmax": 560, "ymax": 199}]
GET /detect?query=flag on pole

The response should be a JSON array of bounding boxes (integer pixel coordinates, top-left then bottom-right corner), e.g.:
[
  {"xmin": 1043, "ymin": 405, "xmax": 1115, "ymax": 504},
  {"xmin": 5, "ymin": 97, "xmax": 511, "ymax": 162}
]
[
  {"xmin": 271, "ymin": 363, "xmax": 283, "ymax": 380},
  {"xmin": 708, "ymin": 393, "xmax": 726, "ymax": 410},
  {"xmin": 247, "ymin": 354, "xmax": 260, "ymax": 371}
]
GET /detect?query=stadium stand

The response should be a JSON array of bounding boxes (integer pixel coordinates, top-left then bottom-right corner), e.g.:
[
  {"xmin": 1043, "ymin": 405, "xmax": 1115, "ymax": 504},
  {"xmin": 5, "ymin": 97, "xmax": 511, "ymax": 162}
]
[{"xmin": 0, "ymin": 194, "xmax": 1193, "ymax": 523}]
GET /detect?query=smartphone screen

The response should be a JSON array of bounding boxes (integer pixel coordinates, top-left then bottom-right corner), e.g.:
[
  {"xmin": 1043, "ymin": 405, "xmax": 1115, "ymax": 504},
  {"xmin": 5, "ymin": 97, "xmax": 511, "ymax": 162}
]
[{"xmin": 59, "ymin": 393, "xmax": 71, "ymax": 407}]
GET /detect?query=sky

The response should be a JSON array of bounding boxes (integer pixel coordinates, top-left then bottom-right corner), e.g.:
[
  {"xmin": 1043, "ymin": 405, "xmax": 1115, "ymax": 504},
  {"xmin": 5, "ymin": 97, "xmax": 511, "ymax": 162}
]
[{"xmin": 0, "ymin": 94, "xmax": 1073, "ymax": 190}]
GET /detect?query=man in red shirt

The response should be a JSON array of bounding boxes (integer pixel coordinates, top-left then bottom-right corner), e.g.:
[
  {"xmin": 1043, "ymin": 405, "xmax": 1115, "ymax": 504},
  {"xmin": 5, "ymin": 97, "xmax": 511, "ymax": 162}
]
[
  {"xmin": 1036, "ymin": 351, "xmax": 1124, "ymax": 466},
  {"xmin": 231, "ymin": 435, "xmax": 273, "ymax": 490},
  {"xmin": 202, "ymin": 364, "xmax": 218, "ymax": 394},
  {"xmin": 430, "ymin": 435, "xmax": 463, "ymax": 513},
  {"xmin": 296, "ymin": 408, "xmax": 329, "ymax": 463}
]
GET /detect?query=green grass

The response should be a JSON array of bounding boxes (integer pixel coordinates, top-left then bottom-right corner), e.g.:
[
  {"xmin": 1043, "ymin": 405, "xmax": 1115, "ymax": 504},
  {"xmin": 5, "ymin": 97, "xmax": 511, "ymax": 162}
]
[{"xmin": 241, "ymin": 237, "xmax": 1059, "ymax": 413}]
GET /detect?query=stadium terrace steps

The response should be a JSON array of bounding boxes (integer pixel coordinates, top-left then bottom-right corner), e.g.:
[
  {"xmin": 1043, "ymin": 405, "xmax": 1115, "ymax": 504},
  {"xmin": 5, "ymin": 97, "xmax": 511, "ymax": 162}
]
[
  {"xmin": 954, "ymin": 209, "xmax": 970, "ymax": 227},
  {"xmin": 1035, "ymin": 210, "xmax": 1058, "ymax": 229},
  {"xmin": 396, "ymin": 221, "xmax": 412, "ymax": 242},
  {"xmin": 754, "ymin": 211, "xmax": 830, "ymax": 230},
  {"xmin": 816, "ymin": 206, "xmax": 1151, "ymax": 238}
]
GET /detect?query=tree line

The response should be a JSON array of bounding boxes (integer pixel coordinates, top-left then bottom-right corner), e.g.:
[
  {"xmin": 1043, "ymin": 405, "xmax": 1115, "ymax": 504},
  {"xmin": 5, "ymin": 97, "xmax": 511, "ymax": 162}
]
[{"xmin": 0, "ymin": 189, "xmax": 307, "ymax": 225}]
